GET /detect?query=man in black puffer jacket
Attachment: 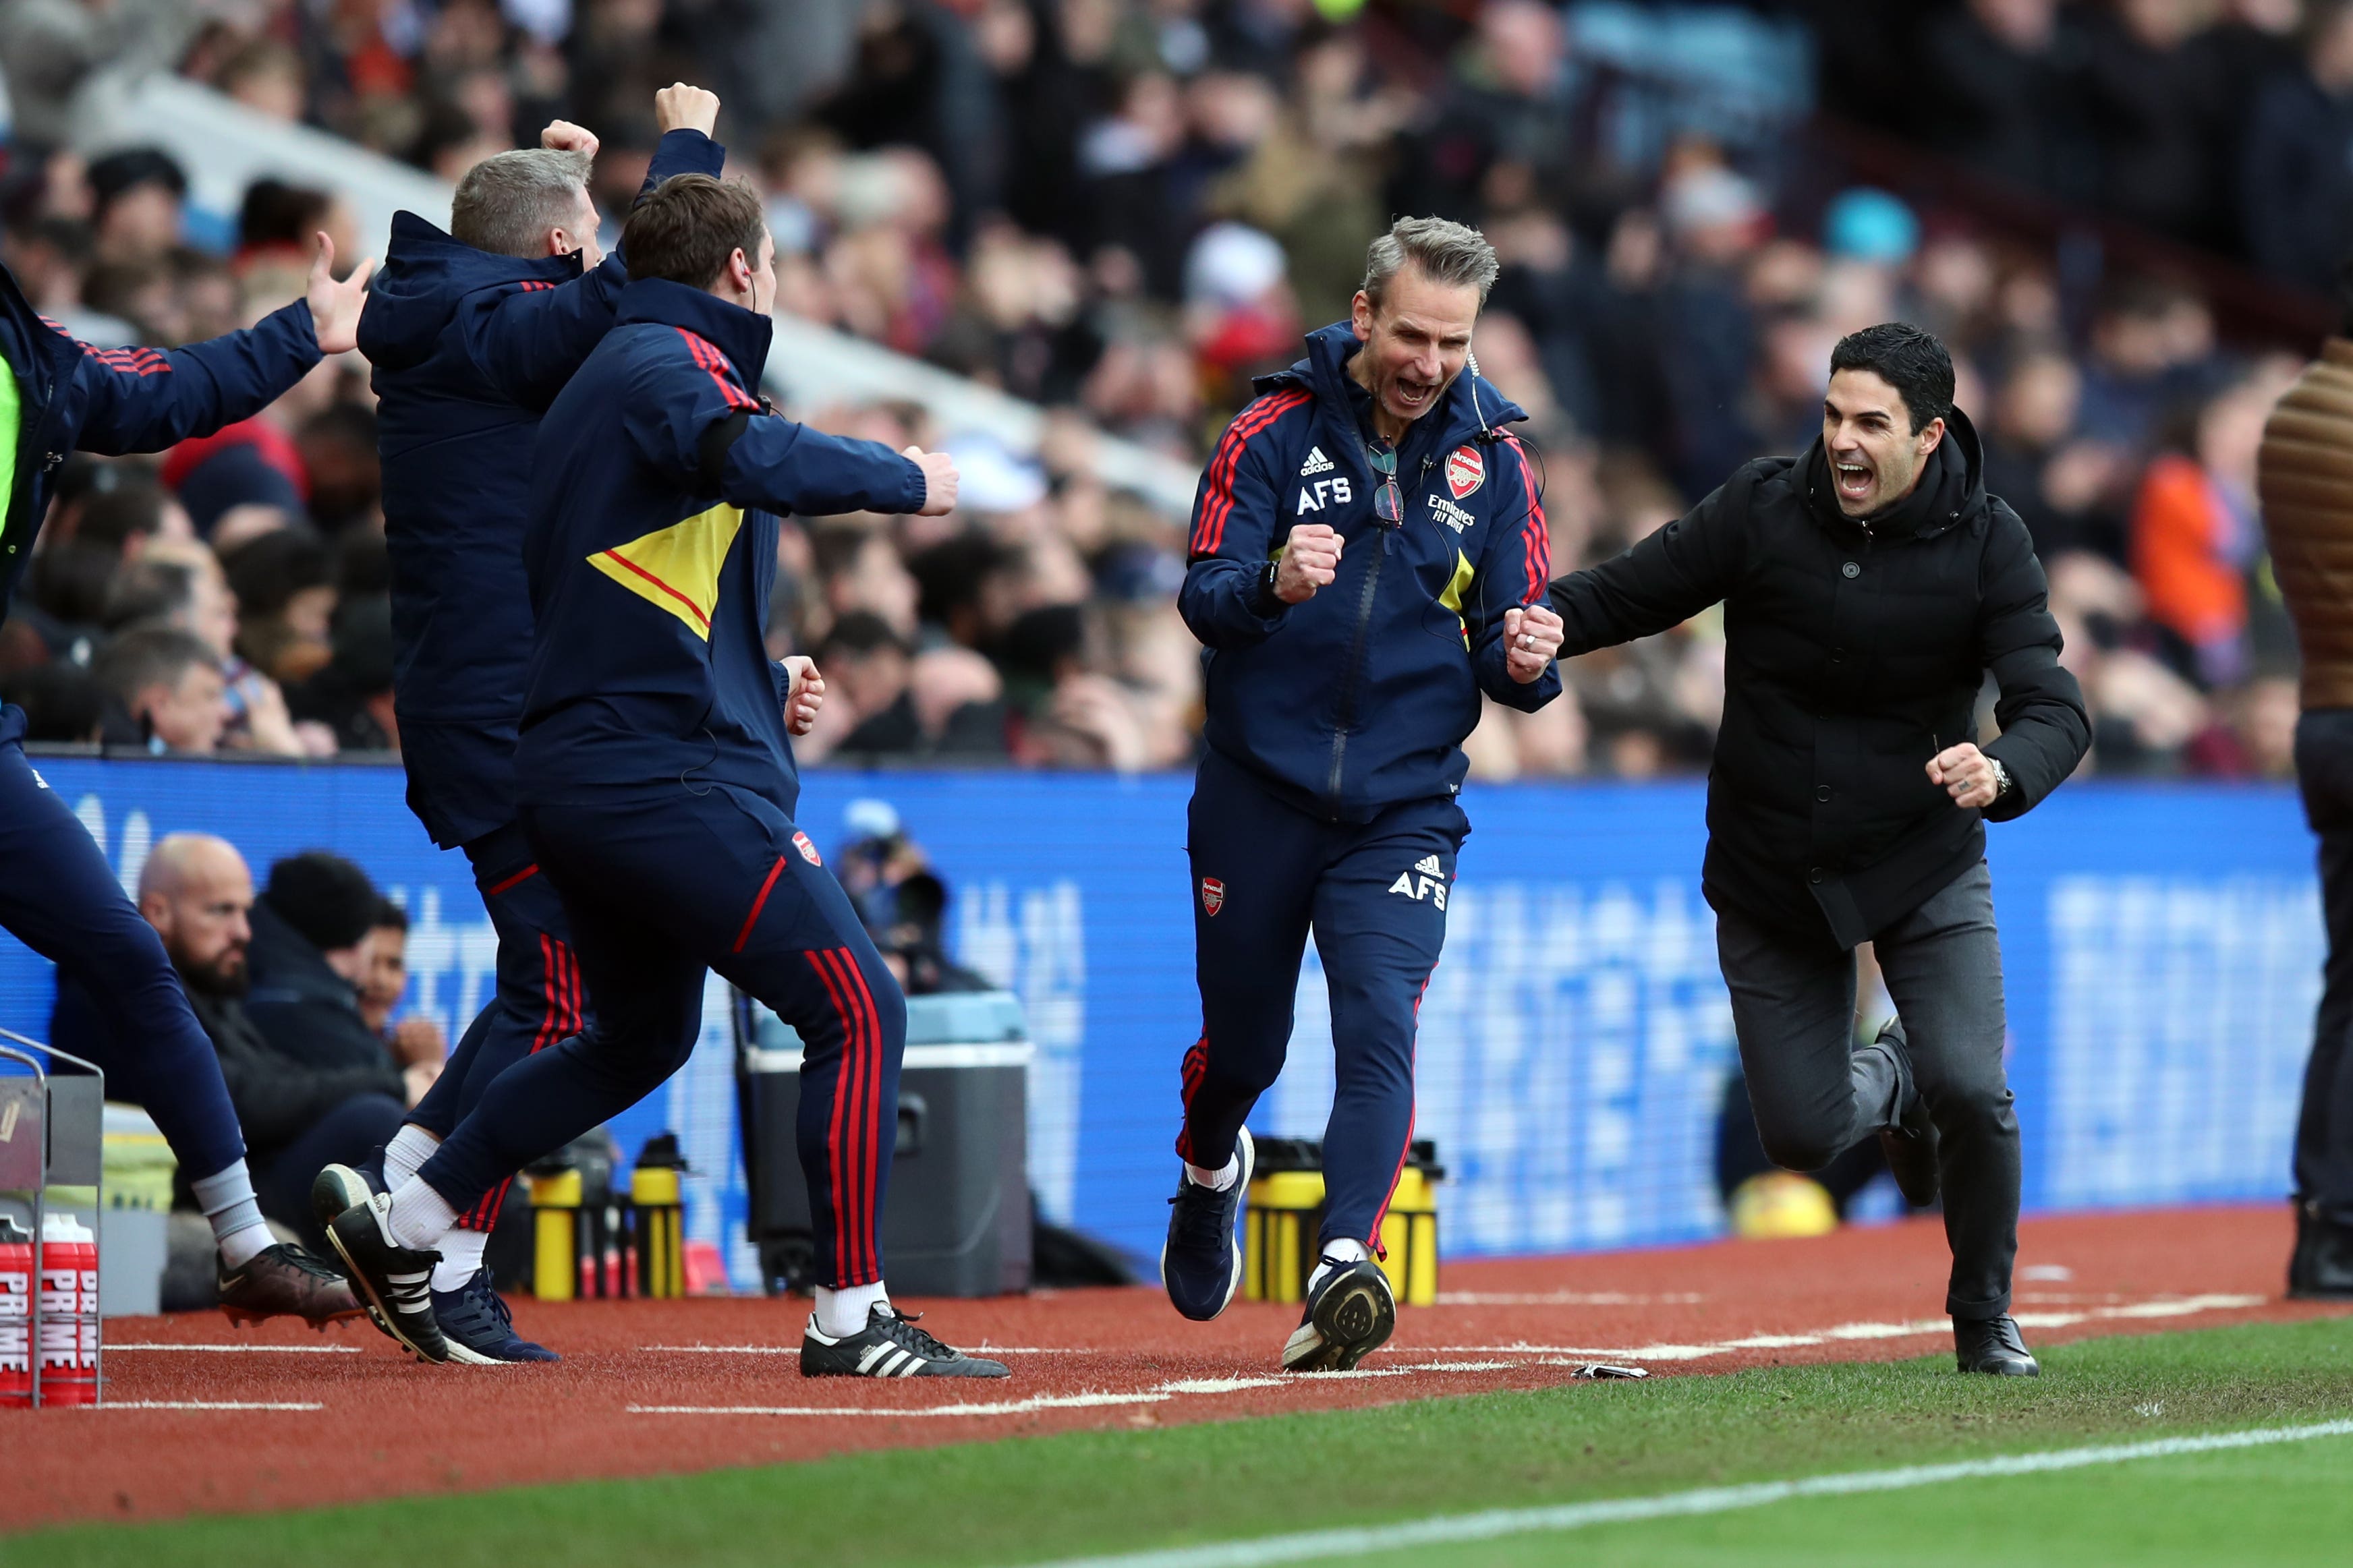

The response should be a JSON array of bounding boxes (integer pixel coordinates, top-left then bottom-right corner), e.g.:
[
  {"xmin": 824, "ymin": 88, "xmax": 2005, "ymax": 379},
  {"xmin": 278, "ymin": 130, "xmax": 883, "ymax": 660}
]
[{"xmin": 1548, "ymin": 323, "xmax": 2089, "ymax": 1377}]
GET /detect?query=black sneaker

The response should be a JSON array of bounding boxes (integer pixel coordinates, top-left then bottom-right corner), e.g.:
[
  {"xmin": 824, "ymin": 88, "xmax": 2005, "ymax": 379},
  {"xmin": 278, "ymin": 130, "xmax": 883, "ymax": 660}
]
[
  {"xmin": 327, "ymin": 1192, "xmax": 448, "ymax": 1364},
  {"xmin": 217, "ymin": 1243, "xmax": 365, "ymax": 1329},
  {"xmin": 801, "ymin": 1305, "xmax": 1012, "ymax": 1378},
  {"xmin": 1162, "ymin": 1126, "xmax": 1254, "ymax": 1322},
  {"xmin": 1281, "ymin": 1256, "xmax": 1396, "ymax": 1372},
  {"xmin": 2289, "ymin": 1201, "xmax": 2353, "ymax": 1300},
  {"xmin": 1871, "ymin": 1020, "xmax": 1939, "ymax": 1209},
  {"xmin": 310, "ymin": 1159, "xmax": 385, "ymax": 1239},
  {"xmin": 1954, "ymin": 1314, "xmax": 2040, "ymax": 1376},
  {"xmin": 433, "ymin": 1269, "xmax": 560, "ymax": 1364}
]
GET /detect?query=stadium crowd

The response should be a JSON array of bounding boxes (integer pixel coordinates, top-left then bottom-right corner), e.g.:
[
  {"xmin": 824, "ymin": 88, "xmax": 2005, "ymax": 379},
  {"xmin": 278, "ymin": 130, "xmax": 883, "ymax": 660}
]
[{"xmin": 0, "ymin": 0, "xmax": 2330, "ymax": 781}]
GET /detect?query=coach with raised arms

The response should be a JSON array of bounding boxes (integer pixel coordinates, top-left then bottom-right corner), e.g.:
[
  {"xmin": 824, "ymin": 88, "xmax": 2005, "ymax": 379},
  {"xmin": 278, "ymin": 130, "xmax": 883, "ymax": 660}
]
[{"xmin": 1543, "ymin": 322, "xmax": 2090, "ymax": 1376}]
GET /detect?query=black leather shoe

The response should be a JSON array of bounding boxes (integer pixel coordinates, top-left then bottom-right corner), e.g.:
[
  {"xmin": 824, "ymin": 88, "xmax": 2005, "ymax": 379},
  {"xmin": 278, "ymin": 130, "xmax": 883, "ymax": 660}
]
[
  {"xmin": 2289, "ymin": 1202, "xmax": 2353, "ymax": 1300},
  {"xmin": 1872, "ymin": 1020, "xmax": 1939, "ymax": 1209},
  {"xmin": 1954, "ymin": 1314, "xmax": 2039, "ymax": 1376}
]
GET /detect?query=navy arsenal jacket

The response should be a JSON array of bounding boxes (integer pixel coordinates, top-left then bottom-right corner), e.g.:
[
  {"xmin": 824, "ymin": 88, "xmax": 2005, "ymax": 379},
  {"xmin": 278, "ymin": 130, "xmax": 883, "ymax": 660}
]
[
  {"xmin": 515, "ymin": 280, "xmax": 926, "ymax": 810},
  {"xmin": 360, "ymin": 128, "xmax": 725, "ymax": 848},
  {"xmin": 1181, "ymin": 320, "xmax": 1561, "ymax": 822},
  {"xmin": 1, "ymin": 264, "xmax": 319, "ymax": 639}
]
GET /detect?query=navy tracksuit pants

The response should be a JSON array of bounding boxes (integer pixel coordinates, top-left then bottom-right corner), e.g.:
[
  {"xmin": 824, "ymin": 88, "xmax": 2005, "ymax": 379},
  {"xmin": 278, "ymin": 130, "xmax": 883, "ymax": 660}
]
[
  {"xmin": 402, "ymin": 819, "xmax": 583, "ymax": 1231},
  {"xmin": 0, "ymin": 719, "xmax": 246, "ymax": 1184},
  {"xmin": 1179, "ymin": 748, "xmax": 1465, "ymax": 1254},
  {"xmin": 416, "ymin": 779, "xmax": 904, "ymax": 1289}
]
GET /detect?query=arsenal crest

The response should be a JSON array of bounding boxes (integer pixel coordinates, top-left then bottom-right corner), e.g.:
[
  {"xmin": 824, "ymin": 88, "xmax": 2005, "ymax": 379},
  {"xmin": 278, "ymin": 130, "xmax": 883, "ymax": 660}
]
[
  {"xmin": 793, "ymin": 831, "xmax": 823, "ymax": 866},
  {"xmin": 1200, "ymin": 877, "xmax": 1226, "ymax": 917},
  {"xmin": 1445, "ymin": 445, "xmax": 1485, "ymax": 500}
]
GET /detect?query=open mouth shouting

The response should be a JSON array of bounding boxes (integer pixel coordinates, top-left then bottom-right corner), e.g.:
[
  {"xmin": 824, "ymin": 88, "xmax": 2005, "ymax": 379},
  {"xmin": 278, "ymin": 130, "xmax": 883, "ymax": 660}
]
[
  {"xmin": 1389, "ymin": 374, "xmax": 1438, "ymax": 416},
  {"xmin": 1832, "ymin": 455, "xmax": 1876, "ymax": 506}
]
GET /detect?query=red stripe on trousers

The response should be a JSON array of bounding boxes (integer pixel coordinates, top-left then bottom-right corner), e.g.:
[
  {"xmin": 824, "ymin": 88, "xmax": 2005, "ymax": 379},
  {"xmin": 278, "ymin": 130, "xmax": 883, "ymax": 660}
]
[
  {"xmin": 837, "ymin": 950, "xmax": 889, "ymax": 1285},
  {"xmin": 806, "ymin": 948, "xmax": 861, "ymax": 1287},
  {"xmin": 733, "ymin": 856, "xmax": 788, "ymax": 952},
  {"xmin": 820, "ymin": 947, "xmax": 876, "ymax": 1285},
  {"xmin": 1174, "ymin": 1035, "xmax": 1208, "ymax": 1161},
  {"xmin": 1363, "ymin": 975, "xmax": 1433, "ymax": 1256}
]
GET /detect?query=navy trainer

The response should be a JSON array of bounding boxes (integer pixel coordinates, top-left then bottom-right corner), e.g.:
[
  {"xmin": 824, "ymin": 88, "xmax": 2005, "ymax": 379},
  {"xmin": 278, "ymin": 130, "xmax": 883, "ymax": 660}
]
[
  {"xmin": 432, "ymin": 1269, "xmax": 561, "ymax": 1364},
  {"xmin": 1162, "ymin": 1126, "xmax": 1254, "ymax": 1321}
]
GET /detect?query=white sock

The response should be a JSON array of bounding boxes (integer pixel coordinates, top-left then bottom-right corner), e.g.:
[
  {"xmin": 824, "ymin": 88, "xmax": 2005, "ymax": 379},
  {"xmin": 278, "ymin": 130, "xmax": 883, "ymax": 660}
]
[
  {"xmin": 1185, "ymin": 1153, "xmax": 1241, "ymax": 1192},
  {"xmin": 429, "ymin": 1226, "xmax": 488, "ymax": 1291},
  {"xmin": 383, "ymin": 1175, "xmax": 459, "ymax": 1252},
  {"xmin": 1307, "ymin": 1237, "xmax": 1370, "ymax": 1295},
  {"xmin": 383, "ymin": 1124, "xmax": 441, "ymax": 1189},
  {"xmin": 814, "ymin": 1280, "xmax": 890, "ymax": 1337},
  {"xmin": 191, "ymin": 1161, "xmax": 272, "ymax": 1266}
]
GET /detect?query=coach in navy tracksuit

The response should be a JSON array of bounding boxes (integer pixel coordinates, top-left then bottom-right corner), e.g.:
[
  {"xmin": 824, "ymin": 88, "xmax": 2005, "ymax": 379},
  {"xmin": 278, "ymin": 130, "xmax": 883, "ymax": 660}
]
[
  {"xmin": 328, "ymin": 173, "xmax": 1007, "ymax": 1379},
  {"xmin": 0, "ymin": 241, "xmax": 370, "ymax": 1325},
  {"xmin": 1162, "ymin": 218, "xmax": 1565, "ymax": 1372},
  {"xmin": 341, "ymin": 91, "xmax": 724, "ymax": 1360}
]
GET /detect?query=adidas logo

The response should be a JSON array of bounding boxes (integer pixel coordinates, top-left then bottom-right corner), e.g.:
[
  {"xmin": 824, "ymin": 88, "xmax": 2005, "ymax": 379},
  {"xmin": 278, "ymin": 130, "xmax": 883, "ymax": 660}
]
[
  {"xmin": 1415, "ymin": 854, "xmax": 1442, "ymax": 876},
  {"xmin": 1299, "ymin": 446, "xmax": 1334, "ymax": 477}
]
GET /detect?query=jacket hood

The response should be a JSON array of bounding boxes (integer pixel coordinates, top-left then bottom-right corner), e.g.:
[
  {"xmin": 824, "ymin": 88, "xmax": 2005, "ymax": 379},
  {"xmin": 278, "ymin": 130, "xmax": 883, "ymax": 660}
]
[
  {"xmin": 1801, "ymin": 402, "xmax": 1988, "ymax": 542},
  {"xmin": 1258, "ymin": 320, "xmax": 1527, "ymax": 449},
  {"xmin": 242, "ymin": 899, "xmax": 362, "ymax": 1014},
  {"xmin": 359, "ymin": 211, "xmax": 586, "ymax": 372},
  {"xmin": 614, "ymin": 277, "xmax": 776, "ymax": 375}
]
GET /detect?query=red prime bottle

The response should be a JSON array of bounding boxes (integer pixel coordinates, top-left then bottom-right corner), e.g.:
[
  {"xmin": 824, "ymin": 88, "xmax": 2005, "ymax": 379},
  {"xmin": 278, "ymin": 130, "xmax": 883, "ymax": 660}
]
[
  {"xmin": 0, "ymin": 1217, "xmax": 30, "ymax": 1408},
  {"xmin": 35, "ymin": 1215, "xmax": 97, "ymax": 1407}
]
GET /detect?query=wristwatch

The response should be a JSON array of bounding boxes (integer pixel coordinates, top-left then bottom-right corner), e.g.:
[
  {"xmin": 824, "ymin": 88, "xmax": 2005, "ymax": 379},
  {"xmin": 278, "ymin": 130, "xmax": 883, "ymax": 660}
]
[{"xmin": 1987, "ymin": 757, "xmax": 2013, "ymax": 801}]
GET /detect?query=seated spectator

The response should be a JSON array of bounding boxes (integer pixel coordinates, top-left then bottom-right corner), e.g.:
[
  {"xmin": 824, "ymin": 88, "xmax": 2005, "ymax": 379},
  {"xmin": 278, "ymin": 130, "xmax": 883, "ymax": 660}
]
[
  {"xmin": 17, "ymin": 538, "xmax": 119, "ymax": 664},
  {"xmin": 0, "ymin": 662, "xmax": 105, "ymax": 745},
  {"xmin": 91, "ymin": 625, "xmax": 229, "ymax": 753},
  {"xmin": 105, "ymin": 546, "xmax": 312, "ymax": 757},
  {"xmin": 359, "ymin": 899, "xmax": 447, "ymax": 1078},
  {"xmin": 161, "ymin": 415, "xmax": 308, "ymax": 540},
  {"xmin": 48, "ymin": 835, "xmax": 412, "ymax": 1252},
  {"xmin": 221, "ymin": 529, "xmax": 335, "ymax": 683},
  {"xmin": 85, "ymin": 147, "xmax": 188, "ymax": 266},
  {"xmin": 287, "ymin": 593, "xmax": 395, "ymax": 752},
  {"xmin": 245, "ymin": 850, "xmax": 418, "ymax": 1081}
]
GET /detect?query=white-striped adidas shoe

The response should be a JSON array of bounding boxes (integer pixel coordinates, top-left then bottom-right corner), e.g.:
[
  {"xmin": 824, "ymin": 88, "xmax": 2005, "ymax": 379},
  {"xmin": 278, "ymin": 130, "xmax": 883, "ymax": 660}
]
[
  {"xmin": 327, "ymin": 1192, "xmax": 449, "ymax": 1364},
  {"xmin": 800, "ymin": 1306, "xmax": 1011, "ymax": 1379}
]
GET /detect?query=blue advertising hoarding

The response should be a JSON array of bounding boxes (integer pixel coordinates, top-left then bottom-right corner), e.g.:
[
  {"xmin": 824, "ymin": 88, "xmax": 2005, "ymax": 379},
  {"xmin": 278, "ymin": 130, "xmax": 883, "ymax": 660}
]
[{"xmin": 0, "ymin": 756, "xmax": 2319, "ymax": 1285}]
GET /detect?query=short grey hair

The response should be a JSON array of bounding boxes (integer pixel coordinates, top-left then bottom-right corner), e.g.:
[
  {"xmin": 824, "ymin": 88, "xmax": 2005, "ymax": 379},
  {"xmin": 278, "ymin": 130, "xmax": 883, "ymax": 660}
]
[
  {"xmin": 450, "ymin": 148, "xmax": 592, "ymax": 259},
  {"xmin": 1361, "ymin": 216, "xmax": 1500, "ymax": 310}
]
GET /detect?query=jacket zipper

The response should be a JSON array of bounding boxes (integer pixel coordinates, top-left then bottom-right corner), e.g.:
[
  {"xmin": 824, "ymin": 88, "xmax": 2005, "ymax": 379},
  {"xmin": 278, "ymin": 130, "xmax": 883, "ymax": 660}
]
[{"xmin": 1324, "ymin": 451, "xmax": 1424, "ymax": 805}]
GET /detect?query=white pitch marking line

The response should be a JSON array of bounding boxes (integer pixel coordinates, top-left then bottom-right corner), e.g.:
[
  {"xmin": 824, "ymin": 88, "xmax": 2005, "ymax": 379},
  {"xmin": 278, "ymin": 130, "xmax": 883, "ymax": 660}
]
[
  {"xmin": 1407, "ymin": 1292, "xmax": 2268, "ymax": 1364},
  {"xmin": 633, "ymin": 1391, "xmax": 1171, "ymax": 1418},
  {"xmin": 93, "ymin": 1400, "xmax": 326, "ymax": 1411},
  {"xmin": 1435, "ymin": 1292, "xmax": 1705, "ymax": 1306},
  {"xmin": 1019, "ymin": 1420, "xmax": 2353, "ymax": 1568},
  {"xmin": 107, "ymin": 1343, "xmax": 362, "ymax": 1354}
]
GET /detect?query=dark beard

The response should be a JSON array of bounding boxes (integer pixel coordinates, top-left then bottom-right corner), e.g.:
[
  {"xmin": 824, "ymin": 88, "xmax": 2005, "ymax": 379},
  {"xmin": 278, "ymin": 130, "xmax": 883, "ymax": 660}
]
[{"xmin": 177, "ymin": 955, "xmax": 249, "ymax": 999}]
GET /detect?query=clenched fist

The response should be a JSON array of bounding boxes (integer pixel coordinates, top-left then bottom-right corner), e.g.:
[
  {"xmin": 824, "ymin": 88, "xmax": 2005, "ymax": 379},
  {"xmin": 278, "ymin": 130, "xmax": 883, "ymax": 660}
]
[
  {"xmin": 654, "ymin": 83, "xmax": 721, "ymax": 137},
  {"xmin": 1274, "ymin": 523, "xmax": 1344, "ymax": 602},
  {"xmin": 1928, "ymin": 741, "xmax": 2002, "ymax": 810},
  {"xmin": 907, "ymin": 446, "xmax": 960, "ymax": 517},
  {"xmin": 540, "ymin": 119, "xmax": 599, "ymax": 156},
  {"xmin": 1501, "ymin": 604, "xmax": 1563, "ymax": 683},
  {"xmin": 783, "ymin": 656, "xmax": 824, "ymax": 736}
]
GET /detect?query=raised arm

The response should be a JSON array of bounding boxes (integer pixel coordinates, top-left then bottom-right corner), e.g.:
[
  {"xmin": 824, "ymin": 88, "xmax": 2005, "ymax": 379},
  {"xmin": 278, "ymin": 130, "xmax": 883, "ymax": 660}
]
[
  {"xmin": 470, "ymin": 107, "xmax": 729, "ymax": 409},
  {"xmin": 62, "ymin": 234, "xmax": 369, "ymax": 456},
  {"xmin": 622, "ymin": 333, "xmax": 933, "ymax": 518},
  {"xmin": 1548, "ymin": 469, "xmax": 1752, "ymax": 656}
]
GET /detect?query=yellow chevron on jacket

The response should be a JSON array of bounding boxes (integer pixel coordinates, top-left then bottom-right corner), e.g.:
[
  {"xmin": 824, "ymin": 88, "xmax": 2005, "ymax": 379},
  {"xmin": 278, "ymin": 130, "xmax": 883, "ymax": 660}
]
[{"xmin": 586, "ymin": 502, "xmax": 743, "ymax": 639}]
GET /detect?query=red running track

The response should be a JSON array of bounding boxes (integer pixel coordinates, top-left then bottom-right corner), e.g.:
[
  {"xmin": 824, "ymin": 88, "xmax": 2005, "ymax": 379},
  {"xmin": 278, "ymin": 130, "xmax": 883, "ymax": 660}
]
[{"xmin": 1, "ymin": 1204, "xmax": 2344, "ymax": 1530}]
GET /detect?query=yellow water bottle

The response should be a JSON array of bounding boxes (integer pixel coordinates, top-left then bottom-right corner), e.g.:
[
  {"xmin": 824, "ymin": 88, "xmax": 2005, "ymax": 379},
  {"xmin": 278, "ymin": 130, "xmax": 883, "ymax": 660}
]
[
  {"xmin": 527, "ymin": 1167, "xmax": 582, "ymax": 1301},
  {"xmin": 631, "ymin": 1134, "xmax": 689, "ymax": 1299}
]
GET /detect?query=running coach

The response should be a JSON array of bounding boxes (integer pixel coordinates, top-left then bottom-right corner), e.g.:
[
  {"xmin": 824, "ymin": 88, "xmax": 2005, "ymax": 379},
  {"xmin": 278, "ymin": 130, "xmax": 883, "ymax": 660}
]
[
  {"xmin": 1162, "ymin": 216, "xmax": 1564, "ymax": 1372},
  {"xmin": 327, "ymin": 173, "xmax": 1006, "ymax": 1380},
  {"xmin": 1546, "ymin": 322, "xmax": 2089, "ymax": 1376}
]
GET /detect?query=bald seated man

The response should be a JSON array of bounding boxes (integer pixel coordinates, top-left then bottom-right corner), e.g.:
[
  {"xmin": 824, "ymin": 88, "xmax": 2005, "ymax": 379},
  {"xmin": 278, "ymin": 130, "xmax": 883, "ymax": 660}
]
[{"xmin": 53, "ymin": 836, "xmax": 416, "ymax": 1255}]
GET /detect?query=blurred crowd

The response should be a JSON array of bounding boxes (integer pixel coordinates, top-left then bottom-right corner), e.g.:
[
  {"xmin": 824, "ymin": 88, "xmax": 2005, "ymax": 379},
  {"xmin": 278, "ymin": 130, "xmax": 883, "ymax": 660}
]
[{"xmin": 0, "ymin": 0, "xmax": 2331, "ymax": 781}]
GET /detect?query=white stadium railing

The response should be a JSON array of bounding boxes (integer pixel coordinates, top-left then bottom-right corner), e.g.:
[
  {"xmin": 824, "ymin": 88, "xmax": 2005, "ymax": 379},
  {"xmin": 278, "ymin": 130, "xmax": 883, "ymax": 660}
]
[{"xmin": 72, "ymin": 69, "xmax": 1202, "ymax": 516}]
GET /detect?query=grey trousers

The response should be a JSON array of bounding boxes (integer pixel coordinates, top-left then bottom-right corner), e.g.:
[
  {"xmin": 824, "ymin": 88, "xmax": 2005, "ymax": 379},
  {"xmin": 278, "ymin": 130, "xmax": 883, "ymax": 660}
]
[{"xmin": 1715, "ymin": 861, "xmax": 2022, "ymax": 1318}]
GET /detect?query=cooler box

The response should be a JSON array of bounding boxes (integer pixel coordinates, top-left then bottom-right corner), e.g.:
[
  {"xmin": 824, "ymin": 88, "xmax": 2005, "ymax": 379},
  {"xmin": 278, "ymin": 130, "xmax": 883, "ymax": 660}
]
[
  {"xmin": 743, "ymin": 990, "xmax": 1031, "ymax": 1298},
  {"xmin": 1243, "ymin": 1136, "xmax": 1444, "ymax": 1306}
]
